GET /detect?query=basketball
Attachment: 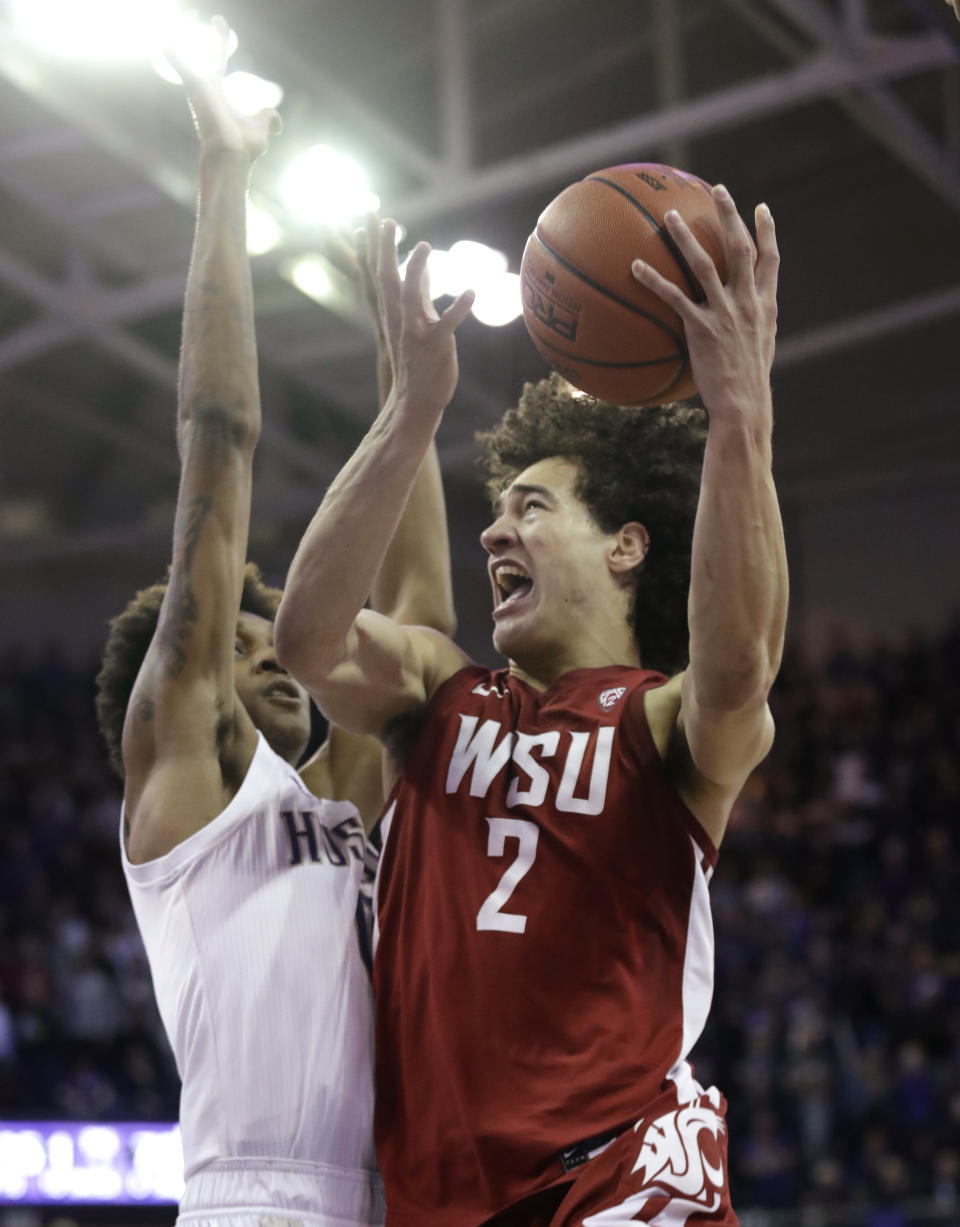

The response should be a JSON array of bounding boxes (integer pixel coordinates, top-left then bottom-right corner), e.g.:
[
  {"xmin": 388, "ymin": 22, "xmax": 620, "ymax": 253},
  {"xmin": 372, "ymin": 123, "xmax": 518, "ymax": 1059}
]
[{"xmin": 520, "ymin": 162, "xmax": 728, "ymax": 406}]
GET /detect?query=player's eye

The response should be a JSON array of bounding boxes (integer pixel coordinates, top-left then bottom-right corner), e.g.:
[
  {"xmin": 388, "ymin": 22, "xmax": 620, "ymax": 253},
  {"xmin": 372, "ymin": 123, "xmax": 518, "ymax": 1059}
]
[
  {"xmin": 234, "ymin": 640, "xmax": 245, "ymax": 658},
  {"xmin": 523, "ymin": 498, "xmax": 544, "ymax": 513}
]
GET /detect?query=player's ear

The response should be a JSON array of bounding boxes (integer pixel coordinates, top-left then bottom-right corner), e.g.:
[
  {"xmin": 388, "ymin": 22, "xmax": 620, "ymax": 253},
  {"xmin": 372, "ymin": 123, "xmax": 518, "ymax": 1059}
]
[{"xmin": 608, "ymin": 522, "xmax": 649, "ymax": 575}]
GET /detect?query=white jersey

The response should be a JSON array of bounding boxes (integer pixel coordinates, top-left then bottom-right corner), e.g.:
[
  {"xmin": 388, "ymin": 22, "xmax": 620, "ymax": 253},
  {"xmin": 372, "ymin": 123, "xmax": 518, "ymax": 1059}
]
[{"xmin": 122, "ymin": 732, "xmax": 384, "ymax": 1226}]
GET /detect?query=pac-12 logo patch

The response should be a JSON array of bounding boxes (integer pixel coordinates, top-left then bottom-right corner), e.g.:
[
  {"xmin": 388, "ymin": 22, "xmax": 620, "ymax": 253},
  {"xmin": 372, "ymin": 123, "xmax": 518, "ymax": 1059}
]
[{"xmin": 598, "ymin": 686, "xmax": 626, "ymax": 711}]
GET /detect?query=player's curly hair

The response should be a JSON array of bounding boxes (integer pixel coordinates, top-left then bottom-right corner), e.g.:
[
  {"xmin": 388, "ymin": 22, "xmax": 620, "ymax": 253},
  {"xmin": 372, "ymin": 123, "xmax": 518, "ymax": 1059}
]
[
  {"xmin": 477, "ymin": 374, "xmax": 707, "ymax": 677},
  {"xmin": 95, "ymin": 562, "xmax": 282, "ymax": 778}
]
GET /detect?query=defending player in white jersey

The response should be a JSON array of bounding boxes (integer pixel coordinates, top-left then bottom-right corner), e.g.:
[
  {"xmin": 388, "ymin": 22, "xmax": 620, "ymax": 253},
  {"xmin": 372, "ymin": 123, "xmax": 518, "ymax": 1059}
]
[{"xmin": 94, "ymin": 22, "xmax": 454, "ymax": 1227}]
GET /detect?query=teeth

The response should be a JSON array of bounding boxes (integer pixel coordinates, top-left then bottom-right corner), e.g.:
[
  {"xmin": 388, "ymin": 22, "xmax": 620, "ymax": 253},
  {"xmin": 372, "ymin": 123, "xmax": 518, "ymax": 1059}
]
[{"xmin": 494, "ymin": 564, "xmax": 532, "ymax": 604}]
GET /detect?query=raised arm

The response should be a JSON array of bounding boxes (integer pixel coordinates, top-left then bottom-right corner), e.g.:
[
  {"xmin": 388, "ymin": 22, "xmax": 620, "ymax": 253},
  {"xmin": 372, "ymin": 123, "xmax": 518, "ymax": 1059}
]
[
  {"xmin": 121, "ymin": 21, "xmax": 280, "ymax": 860},
  {"xmin": 301, "ymin": 225, "xmax": 456, "ymax": 819},
  {"xmin": 354, "ymin": 228, "xmax": 456, "ymax": 635},
  {"xmin": 633, "ymin": 186, "xmax": 788, "ymax": 847},
  {"xmin": 275, "ymin": 218, "xmax": 473, "ymax": 739}
]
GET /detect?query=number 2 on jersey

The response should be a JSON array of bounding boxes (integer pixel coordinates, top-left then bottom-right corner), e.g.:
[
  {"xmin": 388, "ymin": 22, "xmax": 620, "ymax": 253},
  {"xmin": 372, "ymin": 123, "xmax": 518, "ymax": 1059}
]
[{"xmin": 476, "ymin": 817, "xmax": 539, "ymax": 934}]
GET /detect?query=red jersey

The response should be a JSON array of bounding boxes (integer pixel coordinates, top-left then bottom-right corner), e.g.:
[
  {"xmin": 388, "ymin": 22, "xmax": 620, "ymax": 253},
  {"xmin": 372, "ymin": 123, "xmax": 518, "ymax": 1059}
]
[{"xmin": 373, "ymin": 665, "xmax": 719, "ymax": 1227}]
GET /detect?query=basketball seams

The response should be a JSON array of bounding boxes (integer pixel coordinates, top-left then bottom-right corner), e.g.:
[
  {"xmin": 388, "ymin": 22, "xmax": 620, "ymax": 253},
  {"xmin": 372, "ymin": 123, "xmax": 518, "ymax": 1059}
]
[
  {"xmin": 531, "ymin": 231, "xmax": 687, "ymax": 353},
  {"xmin": 519, "ymin": 161, "xmax": 723, "ymax": 403},
  {"xmin": 528, "ymin": 328, "xmax": 690, "ymax": 404},
  {"xmin": 586, "ymin": 175, "xmax": 706, "ymax": 304},
  {"xmin": 527, "ymin": 329, "xmax": 679, "ymax": 370}
]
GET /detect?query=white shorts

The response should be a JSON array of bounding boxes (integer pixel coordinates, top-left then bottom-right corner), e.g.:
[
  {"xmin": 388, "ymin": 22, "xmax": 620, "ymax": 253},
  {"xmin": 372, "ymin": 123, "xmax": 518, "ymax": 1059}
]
[{"xmin": 177, "ymin": 1157, "xmax": 385, "ymax": 1227}]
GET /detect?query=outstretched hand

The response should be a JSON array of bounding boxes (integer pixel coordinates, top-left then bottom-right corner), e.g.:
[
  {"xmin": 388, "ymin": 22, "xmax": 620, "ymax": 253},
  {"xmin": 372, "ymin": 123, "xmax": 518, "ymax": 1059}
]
[
  {"xmin": 631, "ymin": 185, "xmax": 779, "ymax": 421},
  {"xmin": 948, "ymin": 0, "xmax": 959, "ymax": 21},
  {"xmin": 166, "ymin": 15, "xmax": 281, "ymax": 161},
  {"xmin": 366, "ymin": 214, "xmax": 475, "ymax": 421}
]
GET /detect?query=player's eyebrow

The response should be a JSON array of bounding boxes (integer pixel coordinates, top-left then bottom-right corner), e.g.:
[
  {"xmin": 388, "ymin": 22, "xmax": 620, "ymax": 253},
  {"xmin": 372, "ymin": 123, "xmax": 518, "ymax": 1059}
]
[{"xmin": 494, "ymin": 483, "xmax": 554, "ymax": 515}]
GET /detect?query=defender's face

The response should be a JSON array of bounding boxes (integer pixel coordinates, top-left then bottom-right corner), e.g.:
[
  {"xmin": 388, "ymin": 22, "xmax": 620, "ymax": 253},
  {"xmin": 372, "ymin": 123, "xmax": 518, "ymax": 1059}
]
[
  {"xmin": 480, "ymin": 456, "xmax": 621, "ymax": 666},
  {"xmin": 233, "ymin": 612, "xmax": 311, "ymax": 762}
]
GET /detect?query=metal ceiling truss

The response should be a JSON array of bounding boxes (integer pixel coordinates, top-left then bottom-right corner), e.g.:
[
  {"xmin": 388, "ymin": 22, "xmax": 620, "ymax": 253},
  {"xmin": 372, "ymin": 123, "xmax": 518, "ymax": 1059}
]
[{"xmin": 0, "ymin": 0, "xmax": 958, "ymax": 564}]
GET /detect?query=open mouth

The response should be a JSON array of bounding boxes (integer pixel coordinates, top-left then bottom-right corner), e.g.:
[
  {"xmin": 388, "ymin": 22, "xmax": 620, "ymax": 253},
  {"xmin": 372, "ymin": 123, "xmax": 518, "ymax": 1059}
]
[
  {"xmin": 264, "ymin": 678, "xmax": 302, "ymax": 703},
  {"xmin": 493, "ymin": 563, "xmax": 534, "ymax": 610}
]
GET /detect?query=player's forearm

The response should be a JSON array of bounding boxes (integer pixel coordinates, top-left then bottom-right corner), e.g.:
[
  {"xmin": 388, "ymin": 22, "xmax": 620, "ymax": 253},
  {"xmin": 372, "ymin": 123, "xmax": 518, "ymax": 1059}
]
[
  {"xmin": 366, "ymin": 311, "xmax": 454, "ymax": 633},
  {"xmin": 371, "ymin": 442, "xmax": 456, "ymax": 634},
  {"xmin": 686, "ymin": 407, "xmax": 788, "ymax": 710},
  {"xmin": 177, "ymin": 152, "xmax": 261, "ymax": 448},
  {"xmin": 356, "ymin": 313, "xmax": 455, "ymax": 633},
  {"xmin": 275, "ymin": 394, "xmax": 439, "ymax": 677}
]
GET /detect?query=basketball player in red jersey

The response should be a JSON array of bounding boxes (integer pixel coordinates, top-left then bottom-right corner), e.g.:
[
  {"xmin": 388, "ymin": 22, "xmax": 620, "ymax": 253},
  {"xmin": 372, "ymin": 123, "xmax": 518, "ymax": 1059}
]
[{"xmin": 275, "ymin": 191, "xmax": 786, "ymax": 1227}]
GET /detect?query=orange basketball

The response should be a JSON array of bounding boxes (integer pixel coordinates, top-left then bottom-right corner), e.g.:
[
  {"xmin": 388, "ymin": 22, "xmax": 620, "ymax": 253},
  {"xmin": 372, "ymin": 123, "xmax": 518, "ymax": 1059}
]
[{"xmin": 520, "ymin": 163, "xmax": 728, "ymax": 406}]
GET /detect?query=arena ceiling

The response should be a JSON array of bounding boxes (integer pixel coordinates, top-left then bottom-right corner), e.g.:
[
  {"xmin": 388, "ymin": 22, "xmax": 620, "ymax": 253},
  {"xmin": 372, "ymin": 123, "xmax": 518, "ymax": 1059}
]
[{"xmin": 1, "ymin": 0, "xmax": 959, "ymax": 660}]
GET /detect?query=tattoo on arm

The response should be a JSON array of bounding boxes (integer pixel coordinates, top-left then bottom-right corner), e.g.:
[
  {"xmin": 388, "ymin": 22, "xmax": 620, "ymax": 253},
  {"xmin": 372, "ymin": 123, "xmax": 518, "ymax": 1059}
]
[{"xmin": 157, "ymin": 496, "xmax": 213, "ymax": 677}]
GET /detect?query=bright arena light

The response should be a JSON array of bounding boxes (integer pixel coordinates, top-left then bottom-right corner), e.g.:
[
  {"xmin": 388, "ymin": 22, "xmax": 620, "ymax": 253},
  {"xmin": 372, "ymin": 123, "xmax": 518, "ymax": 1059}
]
[
  {"xmin": 223, "ymin": 71, "xmax": 284, "ymax": 116},
  {"xmin": 404, "ymin": 239, "xmax": 518, "ymax": 326},
  {"xmin": 281, "ymin": 145, "xmax": 380, "ymax": 228},
  {"xmin": 422, "ymin": 249, "xmax": 455, "ymax": 299},
  {"xmin": 13, "ymin": 0, "xmax": 183, "ymax": 60},
  {"xmin": 471, "ymin": 271, "xmax": 522, "ymax": 327},
  {"xmin": 286, "ymin": 256, "xmax": 334, "ymax": 304},
  {"xmin": 246, "ymin": 203, "xmax": 283, "ymax": 256},
  {"xmin": 153, "ymin": 13, "xmax": 239, "ymax": 83},
  {"xmin": 447, "ymin": 240, "xmax": 508, "ymax": 289}
]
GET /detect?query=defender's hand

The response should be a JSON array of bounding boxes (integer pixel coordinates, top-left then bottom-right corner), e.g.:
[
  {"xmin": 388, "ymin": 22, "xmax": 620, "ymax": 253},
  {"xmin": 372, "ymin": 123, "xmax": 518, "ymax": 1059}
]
[
  {"xmin": 631, "ymin": 185, "xmax": 779, "ymax": 421},
  {"xmin": 367, "ymin": 215, "xmax": 474, "ymax": 420},
  {"xmin": 166, "ymin": 16, "xmax": 281, "ymax": 161}
]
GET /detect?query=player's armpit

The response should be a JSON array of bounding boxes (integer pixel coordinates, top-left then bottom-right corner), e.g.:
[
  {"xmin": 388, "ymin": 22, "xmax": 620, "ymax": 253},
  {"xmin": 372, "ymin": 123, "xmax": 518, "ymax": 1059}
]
[
  {"xmin": 645, "ymin": 670, "xmax": 774, "ymax": 847},
  {"xmin": 299, "ymin": 612, "xmax": 470, "ymax": 742},
  {"xmin": 121, "ymin": 656, "xmax": 257, "ymax": 857}
]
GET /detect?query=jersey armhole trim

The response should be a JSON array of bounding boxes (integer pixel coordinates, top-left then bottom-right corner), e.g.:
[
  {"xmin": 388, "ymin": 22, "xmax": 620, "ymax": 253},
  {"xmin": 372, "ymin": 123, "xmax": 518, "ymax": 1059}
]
[
  {"xmin": 121, "ymin": 731, "xmax": 278, "ymax": 886},
  {"xmin": 626, "ymin": 678, "xmax": 720, "ymax": 871}
]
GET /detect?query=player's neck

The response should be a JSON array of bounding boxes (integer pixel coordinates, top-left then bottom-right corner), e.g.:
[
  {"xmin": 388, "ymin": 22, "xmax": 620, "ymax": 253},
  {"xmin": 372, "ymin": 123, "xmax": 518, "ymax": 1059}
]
[{"xmin": 508, "ymin": 630, "xmax": 641, "ymax": 691}]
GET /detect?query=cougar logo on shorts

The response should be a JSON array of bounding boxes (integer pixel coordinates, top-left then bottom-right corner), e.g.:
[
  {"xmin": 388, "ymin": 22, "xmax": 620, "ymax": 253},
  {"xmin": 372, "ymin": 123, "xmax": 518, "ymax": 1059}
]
[
  {"xmin": 631, "ymin": 1102, "xmax": 726, "ymax": 1210},
  {"xmin": 598, "ymin": 686, "xmax": 626, "ymax": 711}
]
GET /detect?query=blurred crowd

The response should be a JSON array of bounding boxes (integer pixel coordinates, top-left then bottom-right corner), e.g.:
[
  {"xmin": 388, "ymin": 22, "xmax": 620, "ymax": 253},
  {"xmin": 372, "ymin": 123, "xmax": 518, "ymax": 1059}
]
[
  {"xmin": 0, "ymin": 621, "xmax": 958, "ymax": 1216},
  {"xmin": 697, "ymin": 620, "xmax": 960, "ymax": 1219},
  {"xmin": 0, "ymin": 649, "xmax": 178, "ymax": 1126}
]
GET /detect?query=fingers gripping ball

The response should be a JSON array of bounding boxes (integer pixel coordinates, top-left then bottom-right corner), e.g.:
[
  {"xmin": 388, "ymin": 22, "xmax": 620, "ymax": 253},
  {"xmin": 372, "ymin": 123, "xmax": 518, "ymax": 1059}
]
[{"xmin": 520, "ymin": 163, "xmax": 728, "ymax": 407}]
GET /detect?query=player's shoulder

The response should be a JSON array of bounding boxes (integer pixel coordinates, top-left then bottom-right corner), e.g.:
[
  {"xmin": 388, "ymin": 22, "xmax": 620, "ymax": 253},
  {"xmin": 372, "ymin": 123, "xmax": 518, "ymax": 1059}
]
[
  {"xmin": 410, "ymin": 624, "xmax": 474, "ymax": 692},
  {"xmin": 121, "ymin": 698, "xmax": 259, "ymax": 864}
]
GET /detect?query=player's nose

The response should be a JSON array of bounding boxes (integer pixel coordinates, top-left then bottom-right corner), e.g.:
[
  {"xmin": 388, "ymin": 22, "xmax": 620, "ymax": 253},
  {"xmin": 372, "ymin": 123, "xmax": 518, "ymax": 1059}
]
[
  {"xmin": 252, "ymin": 645, "xmax": 287, "ymax": 674},
  {"xmin": 480, "ymin": 512, "xmax": 517, "ymax": 554}
]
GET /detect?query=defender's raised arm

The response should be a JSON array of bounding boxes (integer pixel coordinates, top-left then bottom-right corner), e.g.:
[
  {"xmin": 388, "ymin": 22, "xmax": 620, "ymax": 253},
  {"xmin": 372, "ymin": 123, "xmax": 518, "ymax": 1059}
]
[
  {"xmin": 275, "ymin": 218, "xmax": 473, "ymax": 739},
  {"xmin": 301, "ymin": 225, "xmax": 458, "ymax": 818},
  {"xmin": 118, "ymin": 20, "xmax": 282, "ymax": 860}
]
